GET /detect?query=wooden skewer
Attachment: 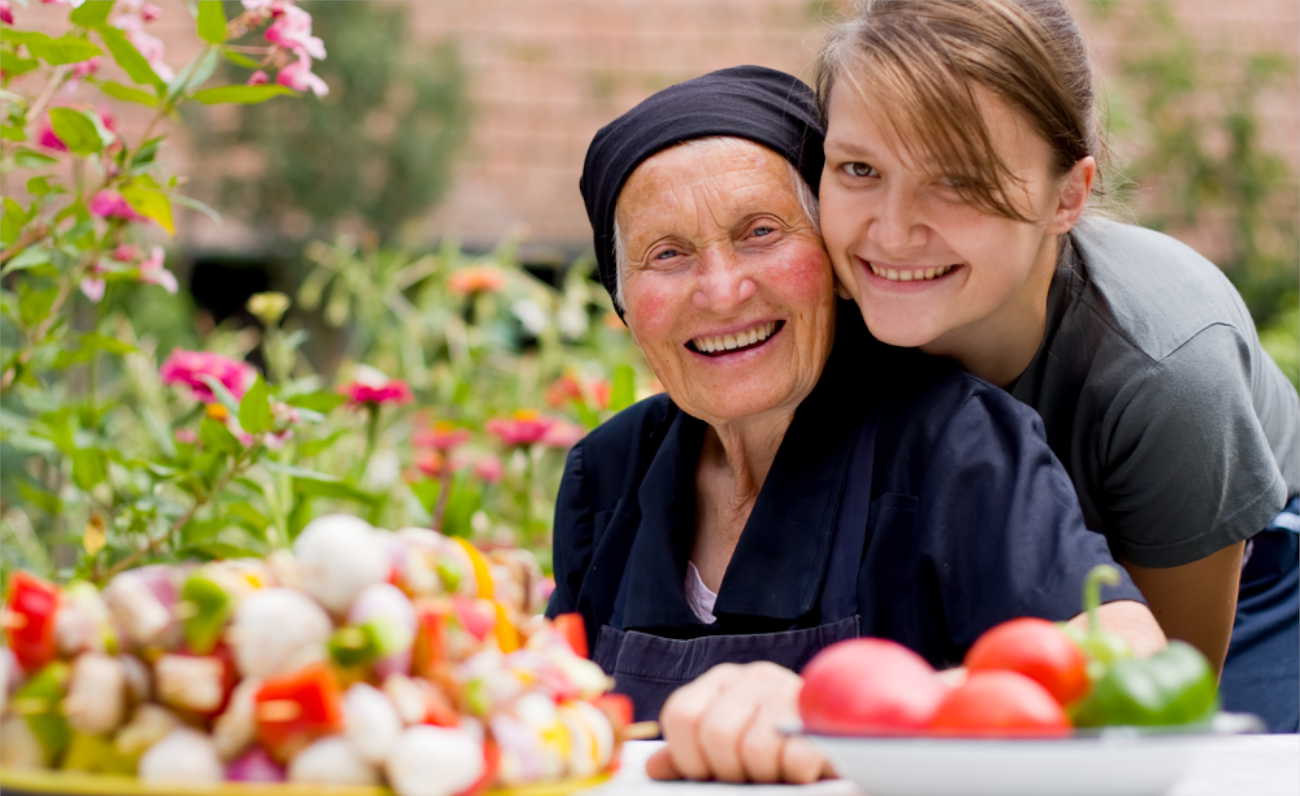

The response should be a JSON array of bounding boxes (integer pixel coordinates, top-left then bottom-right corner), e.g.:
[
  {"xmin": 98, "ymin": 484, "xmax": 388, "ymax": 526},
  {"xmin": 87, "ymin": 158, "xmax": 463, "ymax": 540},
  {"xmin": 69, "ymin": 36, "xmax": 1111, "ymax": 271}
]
[{"xmin": 621, "ymin": 720, "xmax": 660, "ymax": 741}]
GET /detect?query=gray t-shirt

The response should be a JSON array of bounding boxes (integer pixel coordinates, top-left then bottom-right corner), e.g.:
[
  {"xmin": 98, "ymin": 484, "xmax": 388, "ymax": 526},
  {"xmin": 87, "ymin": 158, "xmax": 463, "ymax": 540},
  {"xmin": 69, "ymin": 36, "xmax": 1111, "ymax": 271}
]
[{"xmin": 1010, "ymin": 217, "xmax": 1300, "ymax": 568}]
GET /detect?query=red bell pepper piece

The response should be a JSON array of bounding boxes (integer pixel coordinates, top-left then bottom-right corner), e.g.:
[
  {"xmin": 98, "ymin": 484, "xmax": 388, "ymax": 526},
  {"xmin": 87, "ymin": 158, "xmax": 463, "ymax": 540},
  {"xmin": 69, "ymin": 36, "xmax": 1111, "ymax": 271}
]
[
  {"xmin": 413, "ymin": 602, "xmax": 448, "ymax": 679},
  {"xmin": 4, "ymin": 571, "xmax": 61, "ymax": 673},
  {"xmin": 552, "ymin": 613, "xmax": 588, "ymax": 659},
  {"xmin": 451, "ymin": 595, "xmax": 494, "ymax": 642},
  {"xmin": 254, "ymin": 662, "xmax": 344, "ymax": 760},
  {"xmin": 455, "ymin": 736, "xmax": 498, "ymax": 796}
]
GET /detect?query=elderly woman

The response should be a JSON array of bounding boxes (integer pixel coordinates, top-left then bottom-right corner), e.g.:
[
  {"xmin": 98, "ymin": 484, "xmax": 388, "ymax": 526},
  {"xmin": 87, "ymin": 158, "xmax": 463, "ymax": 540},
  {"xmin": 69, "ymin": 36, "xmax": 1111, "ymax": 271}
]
[{"xmin": 547, "ymin": 66, "xmax": 1164, "ymax": 783}]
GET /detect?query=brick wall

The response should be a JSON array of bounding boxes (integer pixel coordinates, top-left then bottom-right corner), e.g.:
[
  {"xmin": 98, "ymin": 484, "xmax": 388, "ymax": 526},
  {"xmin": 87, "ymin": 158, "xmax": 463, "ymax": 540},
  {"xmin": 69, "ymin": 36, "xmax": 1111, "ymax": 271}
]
[{"xmin": 15, "ymin": 0, "xmax": 1299, "ymax": 261}]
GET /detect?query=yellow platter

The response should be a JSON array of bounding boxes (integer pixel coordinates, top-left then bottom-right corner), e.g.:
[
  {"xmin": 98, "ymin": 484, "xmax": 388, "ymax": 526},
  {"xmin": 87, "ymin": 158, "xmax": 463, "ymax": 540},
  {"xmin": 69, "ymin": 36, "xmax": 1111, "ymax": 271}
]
[{"xmin": 0, "ymin": 768, "xmax": 611, "ymax": 796}]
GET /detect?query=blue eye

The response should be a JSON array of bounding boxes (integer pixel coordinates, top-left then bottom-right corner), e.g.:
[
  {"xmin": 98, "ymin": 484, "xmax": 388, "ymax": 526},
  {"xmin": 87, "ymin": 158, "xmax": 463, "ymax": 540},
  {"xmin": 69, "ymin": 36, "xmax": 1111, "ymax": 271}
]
[
  {"xmin": 842, "ymin": 162, "xmax": 878, "ymax": 178},
  {"xmin": 653, "ymin": 248, "xmax": 680, "ymax": 261},
  {"xmin": 751, "ymin": 225, "xmax": 775, "ymax": 238}
]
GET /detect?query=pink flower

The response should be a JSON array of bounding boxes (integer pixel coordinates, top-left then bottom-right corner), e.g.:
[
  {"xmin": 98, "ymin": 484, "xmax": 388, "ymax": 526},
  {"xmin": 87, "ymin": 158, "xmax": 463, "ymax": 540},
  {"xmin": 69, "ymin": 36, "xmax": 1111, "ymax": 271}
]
[
  {"xmin": 541, "ymin": 420, "xmax": 586, "ymax": 449},
  {"xmin": 0, "ymin": 2, "xmax": 13, "ymax": 25},
  {"xmin": 138, "ymin": 245, "xmax": 177, "ymax": 293},
  {"xmin": 343, "ymin": 379, "xmax": 412, "ymax": 407},
  {"xmin": 111, "ymin": 244, "xmax": 139, "ymax": 262},
  {"xmin": 276, "ymin": 53, "xmax": 328, "ymax": 97},
  {"xmin": 161, "ymin": 349, "xmax": 257, "ymax": 403},
  {"xmin": 140, "ymin": 2, "xmax": 161, "ymax": 22},
  {"xmin": 71, "ymin": 57, "xmax": 102, "ymax": 79},
  {"xmin": 80, "ymin": 276, "xmax": 106, "ymax": 303},
  {"xmin": 174, "ymin": 428, "xmax": 198, "ymax": 445},
  {"xmin": 111, "ymin": 14, "xmax": 174, "ymax": 81},
  {"xmin": 38, "ymin": 123, "xmax": 67, "ymax": 152},
  {"xmin": 247, "ymin": 70, "xmax": 269, "ymax": 86},
  {"xmin": 90, "ymin": 190, "xmax": 147, "ymax": 223},
  {"xmin": 413, "ymin": 421, "xmax": 471, "ymax": 451},
  {"xmin": 486, "ymin": 410, "xmax": 555, "ymax": 447},
  {"xmin": 265, "ymin": 4, "xmax": 325, "ymax": 60},
  {"xmin": 473, "ymin": 455, "xmax": 503, "ymax": 484}
]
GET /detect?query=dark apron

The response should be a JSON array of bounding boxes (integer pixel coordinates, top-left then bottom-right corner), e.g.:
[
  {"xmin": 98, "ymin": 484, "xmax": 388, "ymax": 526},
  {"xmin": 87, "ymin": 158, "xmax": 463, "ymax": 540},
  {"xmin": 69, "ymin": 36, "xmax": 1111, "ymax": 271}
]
[
  {"xmin": 1222, "ymin": 494, "xmax": 1300, "ymax": 733},
  {"xmin": 591, "ymin": 424, "xmax": 877, "ymax": 724}
]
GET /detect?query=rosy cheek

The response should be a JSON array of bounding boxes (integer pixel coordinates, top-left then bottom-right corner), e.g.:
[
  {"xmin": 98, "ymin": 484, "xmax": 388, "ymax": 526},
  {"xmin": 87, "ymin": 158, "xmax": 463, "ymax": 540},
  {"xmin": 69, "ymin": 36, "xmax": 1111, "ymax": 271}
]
[
  {"xmin": 623, "ymin": 282, "xmax": 675, "ymax": 339},
  {"xmin": 771, "ymin": 246, "xmax": 833, "ymax": 302}
]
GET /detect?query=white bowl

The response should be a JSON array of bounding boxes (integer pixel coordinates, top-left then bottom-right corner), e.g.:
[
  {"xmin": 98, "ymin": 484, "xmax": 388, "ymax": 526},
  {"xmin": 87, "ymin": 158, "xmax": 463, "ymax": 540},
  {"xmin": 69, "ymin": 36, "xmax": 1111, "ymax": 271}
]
[{"xmin": 788, "ymin": 713, "xmax": 1263, "ymax": 796}]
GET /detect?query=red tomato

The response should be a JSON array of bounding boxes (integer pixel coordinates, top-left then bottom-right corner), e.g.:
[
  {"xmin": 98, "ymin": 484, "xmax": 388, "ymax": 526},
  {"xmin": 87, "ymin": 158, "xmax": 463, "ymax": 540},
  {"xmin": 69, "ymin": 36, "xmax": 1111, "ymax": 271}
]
[
  {"xmin": 4, "ymin": 571, "xmax": 60, "ymax": 673},
  {"xmin": 254, "ymin": 662, "xmax": 344, "ymax": 760},
  {"xmin": 964, "ymin": 617, "xmax": 1089, "ymax": 706},
  {"xmin": 929, "ymin": 670, "xmax": 1071, "ymax": 737},
  {"xmin": 420, "ymin": 680, "xmax": 461, "ymax": 728},
  {"xmin": 799, "ymin": 638, "xmax": 948, "ymax": 734},
  {"xmin": 552, "ymin": 613, "xmax": 588, "ymax": 659}
]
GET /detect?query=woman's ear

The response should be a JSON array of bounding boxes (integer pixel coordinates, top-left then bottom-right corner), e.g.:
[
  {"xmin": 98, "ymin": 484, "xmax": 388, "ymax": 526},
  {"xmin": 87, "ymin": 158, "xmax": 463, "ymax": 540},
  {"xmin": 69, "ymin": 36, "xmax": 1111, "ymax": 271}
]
[{"xmin": 1050, "ymin": 155, "xmax": 1096, "ymax": 234}]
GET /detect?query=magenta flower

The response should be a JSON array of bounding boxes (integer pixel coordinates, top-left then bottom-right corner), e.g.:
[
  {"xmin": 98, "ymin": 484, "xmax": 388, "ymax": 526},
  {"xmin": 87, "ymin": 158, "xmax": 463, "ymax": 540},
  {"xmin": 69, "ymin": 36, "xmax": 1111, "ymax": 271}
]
[
  {"xmin": 485, "ymin": 410, "xmax": 555, "ymax": 447},
  {"xmin": 111, "ymin": 244, "xmax": 139, "ymax": 262},
  {"xmin": 161, "ymin": 349, "xmax": 257, "ymax": 403},
  {"xmin": 138, "ymin": 245, "xmax": 177, "ymax": 293},
  {"xmin": 38, "ymin": 123, "xmax": 67, "ymax": 152},
  {"xmin": 247, "ymin": 70, "xmax": 269, "ymax": 86},
  {"xmin": 71, "ymin": 56, "xmax": 102, "ymax": 79},
  {"xmin": 473, "ymin": 455, "xmax": 503, "ymax": 484},
  {"xmin": 343, "ymin": 379, "xmax": 412, "ymax": 407},
  {"xmin": 277, "ymin": 53, "xmax": 328, "ymax": 97},
  {"xmin": 0, "ymin": 1, "xmax": 13, "ymax": 25},
  {"xmin": 90, "ymin": 190, "xmax": 147, "ymax": 223}
]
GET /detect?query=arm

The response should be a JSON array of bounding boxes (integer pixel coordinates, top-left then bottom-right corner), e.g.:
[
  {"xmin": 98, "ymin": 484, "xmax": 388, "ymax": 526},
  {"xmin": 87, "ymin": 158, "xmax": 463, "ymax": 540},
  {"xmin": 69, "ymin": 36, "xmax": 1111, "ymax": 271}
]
[
  {"xmin": 1063, "ymin": 599, "xmax": 1168, "ymax": 659},
  {"xmin": 1117, "ymin": 545, "xmax": 1243, "ymax": 676}
]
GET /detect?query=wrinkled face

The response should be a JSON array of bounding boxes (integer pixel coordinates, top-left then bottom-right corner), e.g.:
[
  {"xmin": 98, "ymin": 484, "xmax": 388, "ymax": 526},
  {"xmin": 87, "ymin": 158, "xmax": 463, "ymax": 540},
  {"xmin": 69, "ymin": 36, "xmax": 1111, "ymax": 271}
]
[
  {"xmin": 615, "ymin": 139, "xmax": 835, "ymax": 427},
  {"xmin": 818, "ymin": 79, "xmax": 1067, "ymax": 357}
]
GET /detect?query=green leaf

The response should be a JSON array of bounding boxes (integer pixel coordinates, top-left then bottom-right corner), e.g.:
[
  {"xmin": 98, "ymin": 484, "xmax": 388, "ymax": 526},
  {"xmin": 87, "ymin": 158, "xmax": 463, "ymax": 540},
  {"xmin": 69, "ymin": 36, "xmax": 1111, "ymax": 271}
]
[
  {"xmin": 609, "ymin": 363, "xmax": 636, "ymax": 411},
  {"xmin": 238, "ymin": 377, "xmax": 273, "ymax": 434},
  {"xmin": 167, "ymin": 46, "xmax": 219, "ymax": 102},
  {"xmin": 284, "ymin": 390, "xmax": 346, "ymax": 414},
  {"xmin": 95, "ymin": 79, "xmax": 159, "ymax": 107},
  {"xmin": 70, "ymin": 1, "xmax": 116, "ymax": 28},
  {"xmin": 2, "ymin": 245, "xmax": 55, "ymax": 276},
  {"xmin": 98, "ymin": 26, "xmax": 164, "ymax": 90},
  {"xmin": 17, "ymin": 481, "xmax": 62, "ymax": 515},
  {"xmin": 130, "ymin": 136, "xmax": 163, "ymax": 169},
  {"xmin": 220, "ymin": 49, "xmax": 260, "ymax": 69},
  {"xmin": 170, "ymin": 193, "xmax": 221, "ymax": 223},
  {"xmin": 297, "ymin": 428, "xmax": 347, "ymax": 458},
  {"xmin": 48, "ymin": 107, "xmax": 108, "ymax": 155},
  {"xmin": 27, "ymin": 34, "xmax": 103, "ymax": 66},
  {"xmin": 0, "ymin": 51, "xmax": 41, "ymax": 77},
  {"xmin": 266, "ymin": 463, "xmax": 379, "ymax": 506},
  {"xmin": 0, "ymin": 126, "xmax": 27, "ymax": 142},
  {"xmin": 190, "ymin": 84, "xmax": 296, "ymax": 105},
  {"xmin": 198, "ymin": 375, "xmax": 241, "ymax": 417},
  {"xmin": 1, "ymin": 197, "xmax": 28, "ymax": 247},
  {"xmin": 71, "ymin": 447, "xmax": 107, "ymax": 490},
  {"xmin": 14, "ymin": 148, "xmax": 59, "ymax": 168},
  {"xmin": 119, "ymin": 175, "xmax": 174, "ymax": 235},
  {"xmin": 196, "ymin": 1, "xmax": 227, "ymax": 44},
  {"xmin": 198, "ymin": 415, "xmax": 239, "ymax": 453},
  {"xmin": 79, "ymin": 332, "xmax": 137, "ymax": 356},
  {"xmin": 26, "ymin": 177, "xmax": 66, "ymax": 197}
]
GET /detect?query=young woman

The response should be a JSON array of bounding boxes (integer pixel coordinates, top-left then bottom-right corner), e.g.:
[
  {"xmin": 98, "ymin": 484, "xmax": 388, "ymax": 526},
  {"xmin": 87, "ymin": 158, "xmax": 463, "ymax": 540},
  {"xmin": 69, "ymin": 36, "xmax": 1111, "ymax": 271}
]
[{"xmin": 816, "ymin": 0, "xmax": 1299, "ymax": 732}]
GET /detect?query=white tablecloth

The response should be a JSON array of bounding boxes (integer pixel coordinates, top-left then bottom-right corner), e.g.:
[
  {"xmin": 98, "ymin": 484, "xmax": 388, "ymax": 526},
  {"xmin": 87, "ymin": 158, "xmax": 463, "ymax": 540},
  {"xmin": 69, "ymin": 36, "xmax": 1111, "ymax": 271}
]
[{"xmin": 591, "ymin": 736, "xmax": 1300, "ymax": 796}]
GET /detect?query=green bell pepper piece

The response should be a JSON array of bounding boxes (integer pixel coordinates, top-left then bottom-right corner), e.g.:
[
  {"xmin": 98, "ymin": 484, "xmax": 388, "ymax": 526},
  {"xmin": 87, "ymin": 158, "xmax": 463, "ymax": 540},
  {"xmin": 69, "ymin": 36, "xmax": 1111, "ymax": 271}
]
[
  {"xmin": 180, "ymin": 573, "xmax": 234, "ymax": 655},
  {"xmin": 1072, "ymin": 640, "xmax": 1218, "ymax": 727}
]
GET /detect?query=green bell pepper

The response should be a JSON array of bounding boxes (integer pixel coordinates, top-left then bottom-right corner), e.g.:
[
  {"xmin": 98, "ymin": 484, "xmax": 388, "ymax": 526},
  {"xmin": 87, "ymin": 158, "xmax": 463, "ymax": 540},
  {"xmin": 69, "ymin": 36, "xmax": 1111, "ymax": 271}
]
[
  {"xmin": 1071, "ymin": 640, "xmax": 1218, "ymax": 727},
  {"xmin": 1059, "ymin": 564, "xmax": 1131, "ymax": 678},
  {"xmin": 180, "ymin": 572, "xmax": 234, "ymax": 655},
  {"xmin": 13, "ymin": 660, "xmax": 71, "ymax": 766}
]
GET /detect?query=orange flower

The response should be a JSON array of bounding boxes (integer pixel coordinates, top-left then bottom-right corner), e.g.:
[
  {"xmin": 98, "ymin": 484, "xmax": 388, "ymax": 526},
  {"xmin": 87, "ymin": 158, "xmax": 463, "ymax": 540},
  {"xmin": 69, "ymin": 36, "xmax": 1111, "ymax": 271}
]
[{"xmin": 448, "ymin": 266, "xmax": 506, "ymax": 295}]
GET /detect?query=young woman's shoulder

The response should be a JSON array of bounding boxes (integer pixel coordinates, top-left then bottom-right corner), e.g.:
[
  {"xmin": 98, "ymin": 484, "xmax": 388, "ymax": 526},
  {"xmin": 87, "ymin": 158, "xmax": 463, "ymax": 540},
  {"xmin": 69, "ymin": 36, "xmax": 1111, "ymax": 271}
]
[{"xmin": 1068, "ymin": 217, "xmax": 1259, "ymax": 362}]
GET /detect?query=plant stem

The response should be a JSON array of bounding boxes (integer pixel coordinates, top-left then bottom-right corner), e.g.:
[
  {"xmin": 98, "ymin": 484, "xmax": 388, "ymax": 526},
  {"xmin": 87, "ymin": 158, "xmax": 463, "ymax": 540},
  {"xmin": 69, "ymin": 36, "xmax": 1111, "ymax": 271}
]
[{"xmin": 102, "ymin": 443, "xmax": 259, "ymax": 580}]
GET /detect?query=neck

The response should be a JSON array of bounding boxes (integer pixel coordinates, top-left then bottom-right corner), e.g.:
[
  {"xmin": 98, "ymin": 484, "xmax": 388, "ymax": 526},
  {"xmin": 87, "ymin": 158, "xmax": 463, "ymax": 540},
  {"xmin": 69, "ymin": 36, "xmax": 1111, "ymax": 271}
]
[
  {"xmin": 699, "ymin": 408, "xmax": 795, "ymax": 508},
  {"xmin": 925, "ymin": 234, "xmax": 1061, "ymax": 387}
]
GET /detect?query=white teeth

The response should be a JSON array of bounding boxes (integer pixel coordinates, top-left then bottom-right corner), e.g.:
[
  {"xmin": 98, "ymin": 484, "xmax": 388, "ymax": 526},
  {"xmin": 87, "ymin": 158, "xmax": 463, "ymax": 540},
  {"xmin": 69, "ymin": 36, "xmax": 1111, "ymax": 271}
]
[
  {"xmin": 870, "ymin": 263, "xmax": 956, "ymax": 282},
  {"xmin": 692, "ymin": 322, "xmax": 778, "ymax": 354}
]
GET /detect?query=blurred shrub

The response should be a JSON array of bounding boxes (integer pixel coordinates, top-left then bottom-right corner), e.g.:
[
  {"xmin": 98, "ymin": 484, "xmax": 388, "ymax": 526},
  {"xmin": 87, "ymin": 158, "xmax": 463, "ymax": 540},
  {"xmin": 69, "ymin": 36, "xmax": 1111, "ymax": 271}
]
[{"xmin": 185, "ymin": 0, "xmax": 470, "ymax": 253}]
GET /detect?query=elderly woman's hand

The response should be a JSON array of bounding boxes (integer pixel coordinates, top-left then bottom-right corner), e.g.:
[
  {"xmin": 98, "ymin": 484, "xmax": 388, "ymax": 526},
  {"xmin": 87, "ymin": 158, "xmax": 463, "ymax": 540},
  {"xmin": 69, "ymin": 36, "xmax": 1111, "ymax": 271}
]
[{"xmin": 643, "ymin": 661, "xmax": 833, "ymax": 784}]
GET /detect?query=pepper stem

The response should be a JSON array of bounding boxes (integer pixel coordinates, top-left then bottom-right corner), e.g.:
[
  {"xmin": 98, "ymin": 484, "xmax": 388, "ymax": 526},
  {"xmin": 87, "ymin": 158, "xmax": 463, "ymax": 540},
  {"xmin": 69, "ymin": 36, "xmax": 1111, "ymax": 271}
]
[{"xmin": 1084, "ymin": 564, "xmax": 1120, "ymax": 637}]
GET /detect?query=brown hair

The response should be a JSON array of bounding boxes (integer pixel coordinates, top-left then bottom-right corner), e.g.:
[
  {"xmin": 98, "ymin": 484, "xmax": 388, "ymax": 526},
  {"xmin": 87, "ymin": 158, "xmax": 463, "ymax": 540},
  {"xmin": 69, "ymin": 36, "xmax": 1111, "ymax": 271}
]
[{"xmin": 816, "ymin": 0, "xmax": 1105, "ymax": 222}]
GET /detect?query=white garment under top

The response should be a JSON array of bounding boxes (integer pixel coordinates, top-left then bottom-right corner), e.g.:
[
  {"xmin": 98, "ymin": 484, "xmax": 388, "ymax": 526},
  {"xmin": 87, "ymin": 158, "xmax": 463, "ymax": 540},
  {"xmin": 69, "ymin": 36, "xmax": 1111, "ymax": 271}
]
[{"xmin": 684, "ymin": 561, "xmax": 718, "ymax": 624}]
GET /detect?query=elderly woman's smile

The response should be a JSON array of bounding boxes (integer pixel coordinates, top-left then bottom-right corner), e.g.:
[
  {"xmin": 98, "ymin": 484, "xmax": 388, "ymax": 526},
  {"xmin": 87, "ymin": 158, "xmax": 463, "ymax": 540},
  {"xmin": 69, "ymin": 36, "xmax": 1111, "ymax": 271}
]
[{"xmin": 613, "ymin": 138, "xmax": 836, "ymax": 427}]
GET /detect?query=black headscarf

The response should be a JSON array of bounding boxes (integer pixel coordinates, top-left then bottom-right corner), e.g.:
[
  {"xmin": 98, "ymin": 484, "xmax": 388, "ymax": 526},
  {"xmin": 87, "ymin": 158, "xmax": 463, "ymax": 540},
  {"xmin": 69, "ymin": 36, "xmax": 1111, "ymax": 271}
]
[{"xmin": 579, "ymin": 65, "xmax": 825, "ymax": 316}]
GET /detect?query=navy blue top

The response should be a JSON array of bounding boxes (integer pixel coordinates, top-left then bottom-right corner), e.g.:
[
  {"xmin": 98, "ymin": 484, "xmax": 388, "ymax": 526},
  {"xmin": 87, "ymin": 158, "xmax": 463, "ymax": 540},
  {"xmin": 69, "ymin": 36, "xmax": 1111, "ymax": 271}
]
[{"xmin": 547, "ymin": 308, "xmax": 1145, "ymax": 670}]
